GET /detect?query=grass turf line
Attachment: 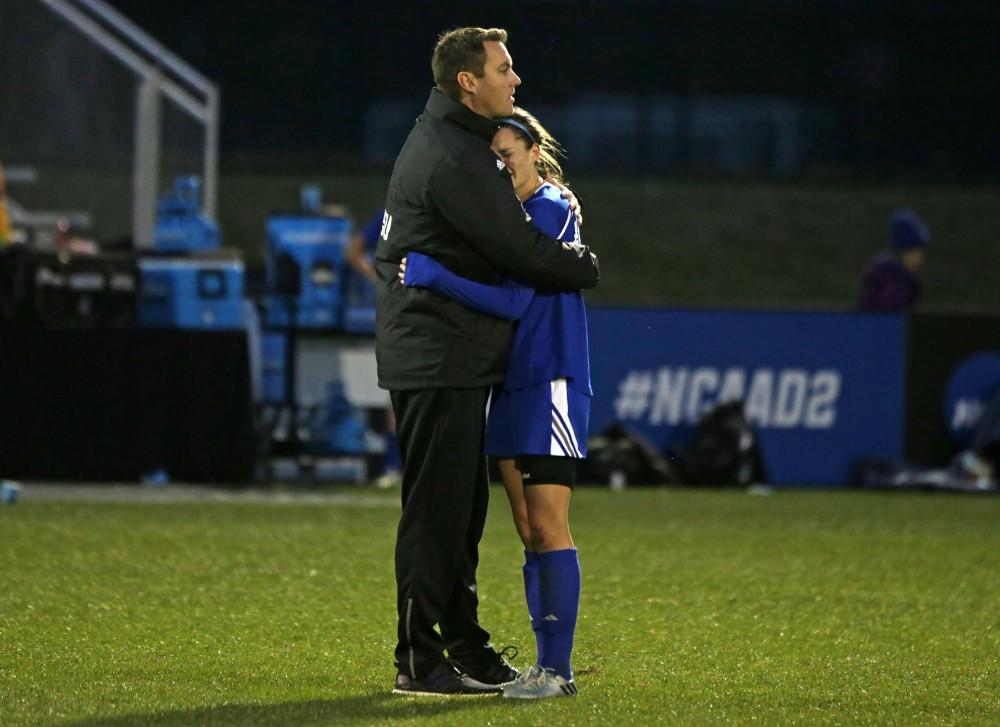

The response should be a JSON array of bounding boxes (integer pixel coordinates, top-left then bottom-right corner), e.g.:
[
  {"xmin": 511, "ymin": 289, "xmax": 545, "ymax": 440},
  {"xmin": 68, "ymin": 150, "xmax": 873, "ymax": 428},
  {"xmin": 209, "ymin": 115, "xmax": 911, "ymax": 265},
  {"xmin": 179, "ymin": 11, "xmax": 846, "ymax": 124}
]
[{"xmin": 1, "ymin": 487, "xmax": 998, "ymax": 726}]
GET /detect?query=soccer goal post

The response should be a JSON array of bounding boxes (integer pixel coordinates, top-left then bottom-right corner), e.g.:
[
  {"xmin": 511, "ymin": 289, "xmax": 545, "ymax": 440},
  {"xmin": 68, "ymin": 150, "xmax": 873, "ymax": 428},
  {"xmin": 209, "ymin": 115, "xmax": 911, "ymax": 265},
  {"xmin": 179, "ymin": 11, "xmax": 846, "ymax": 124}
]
[{"xmin": 0, "ymin": 0, "xmax": 219, "ymax": 247}]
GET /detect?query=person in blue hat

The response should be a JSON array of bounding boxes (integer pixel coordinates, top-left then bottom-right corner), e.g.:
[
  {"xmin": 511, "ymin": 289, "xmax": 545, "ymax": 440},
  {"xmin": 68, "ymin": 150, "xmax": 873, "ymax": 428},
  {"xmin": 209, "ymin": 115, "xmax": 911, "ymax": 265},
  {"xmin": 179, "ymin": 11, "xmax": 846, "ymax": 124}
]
[{"xmin": 859, "ymin": 208, "xmax": 930, "ymax": 312}]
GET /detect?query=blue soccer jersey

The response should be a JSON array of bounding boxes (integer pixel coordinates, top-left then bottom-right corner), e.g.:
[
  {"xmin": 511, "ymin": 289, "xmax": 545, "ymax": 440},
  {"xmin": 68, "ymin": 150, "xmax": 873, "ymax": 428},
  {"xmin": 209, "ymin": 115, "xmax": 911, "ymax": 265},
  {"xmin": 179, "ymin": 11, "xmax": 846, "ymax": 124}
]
[
  {"xmin": 403, "ymin": 182, "xmax": 592, "ymax": 458},
  {"xmin": 508, "ymin": 184, "xmax": 591, "ymax": 395}
]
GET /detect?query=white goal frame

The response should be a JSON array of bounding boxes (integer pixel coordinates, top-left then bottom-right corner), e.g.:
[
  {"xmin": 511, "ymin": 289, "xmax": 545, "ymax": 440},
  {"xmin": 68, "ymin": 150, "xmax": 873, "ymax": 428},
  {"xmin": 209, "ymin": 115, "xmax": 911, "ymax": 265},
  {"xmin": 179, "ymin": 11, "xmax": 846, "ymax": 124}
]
[{"xmin": 36, "ymin": 0, "xmax": 219, "ymax": 247}]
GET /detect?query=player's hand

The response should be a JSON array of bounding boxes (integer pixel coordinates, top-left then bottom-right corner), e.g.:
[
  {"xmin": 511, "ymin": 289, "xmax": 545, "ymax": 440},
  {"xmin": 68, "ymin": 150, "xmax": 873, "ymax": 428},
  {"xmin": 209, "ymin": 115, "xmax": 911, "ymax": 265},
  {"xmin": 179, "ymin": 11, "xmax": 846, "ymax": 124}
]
[
  {"xmin": 397, "ymin": 256, "xmax": 407, "ymax": 282},
  {"xmin": 547, "ymin": 177, "xmax": 583, "ymax": 227}
]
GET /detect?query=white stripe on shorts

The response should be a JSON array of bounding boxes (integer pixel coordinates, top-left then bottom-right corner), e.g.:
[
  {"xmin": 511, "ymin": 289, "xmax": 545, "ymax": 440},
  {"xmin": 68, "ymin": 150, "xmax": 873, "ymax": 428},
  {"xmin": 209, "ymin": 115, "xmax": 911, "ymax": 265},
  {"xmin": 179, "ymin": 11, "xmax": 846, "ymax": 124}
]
[{"xmin": 550, "ymin": 379, "xmax": 582, "ymax": 458}]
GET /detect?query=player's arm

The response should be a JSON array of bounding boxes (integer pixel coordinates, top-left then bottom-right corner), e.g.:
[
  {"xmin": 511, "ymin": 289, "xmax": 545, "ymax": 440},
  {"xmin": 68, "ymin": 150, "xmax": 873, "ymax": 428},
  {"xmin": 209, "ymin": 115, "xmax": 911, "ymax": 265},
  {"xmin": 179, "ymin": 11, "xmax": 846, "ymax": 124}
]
[
  {"xmin": 345, "ymin": 231, "xmax": 376, "ymax": 282},
  {"xmin": 518, "ymin": 197, "xmax": 584, "ymax": 294},
  {"xmin": 431, "ymin": 152, "xmax": 598, "ymax": 291},
  {"xmin": 526, "ymin": 195, "xmax": 579, "ymax": 244},
  {"xmin": 400, "ymin": 251, "xmax": 534, "ymax": 321},
  {"xmin": 547, "ymin": 177, "xmax": 583, "ymax": 227}
]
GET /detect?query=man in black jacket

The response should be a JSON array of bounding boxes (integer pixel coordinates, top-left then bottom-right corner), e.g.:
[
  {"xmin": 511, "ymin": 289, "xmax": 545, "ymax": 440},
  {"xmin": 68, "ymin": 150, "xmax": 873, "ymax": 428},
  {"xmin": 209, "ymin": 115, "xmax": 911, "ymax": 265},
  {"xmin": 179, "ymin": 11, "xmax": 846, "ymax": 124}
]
[{"xmin": 376, "ymin": 27, "xmax": 600, "ymax": 696}]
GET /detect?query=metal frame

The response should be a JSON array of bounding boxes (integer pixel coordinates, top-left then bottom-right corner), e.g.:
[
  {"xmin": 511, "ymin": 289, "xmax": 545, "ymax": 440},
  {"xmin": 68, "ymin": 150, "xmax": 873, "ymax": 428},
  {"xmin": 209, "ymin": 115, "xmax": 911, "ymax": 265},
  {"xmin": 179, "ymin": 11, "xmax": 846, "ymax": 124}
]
[{"xmin": 36, "ymin": 0, "xmax": 220, "ymax": 247}]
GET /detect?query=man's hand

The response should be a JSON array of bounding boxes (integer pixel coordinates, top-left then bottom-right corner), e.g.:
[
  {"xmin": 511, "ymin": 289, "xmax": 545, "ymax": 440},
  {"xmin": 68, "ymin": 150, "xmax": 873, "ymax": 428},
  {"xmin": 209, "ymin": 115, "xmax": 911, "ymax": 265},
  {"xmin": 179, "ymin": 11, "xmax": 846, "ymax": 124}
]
[
  {"xmin": 546, "ymin": 177, "xmax": 583, "ymax": 227},
  {"xmin": 397, "ymin": 256, "xmax": 408, "ymax": 282}
]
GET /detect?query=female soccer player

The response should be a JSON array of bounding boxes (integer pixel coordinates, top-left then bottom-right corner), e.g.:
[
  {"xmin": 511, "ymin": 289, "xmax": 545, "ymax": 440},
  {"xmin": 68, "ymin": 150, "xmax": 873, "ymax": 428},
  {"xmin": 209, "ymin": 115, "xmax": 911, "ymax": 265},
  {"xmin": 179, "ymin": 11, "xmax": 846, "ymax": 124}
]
[{"xmin": 399, "ymin": 108, "xmax": 590, "ymax": 699}]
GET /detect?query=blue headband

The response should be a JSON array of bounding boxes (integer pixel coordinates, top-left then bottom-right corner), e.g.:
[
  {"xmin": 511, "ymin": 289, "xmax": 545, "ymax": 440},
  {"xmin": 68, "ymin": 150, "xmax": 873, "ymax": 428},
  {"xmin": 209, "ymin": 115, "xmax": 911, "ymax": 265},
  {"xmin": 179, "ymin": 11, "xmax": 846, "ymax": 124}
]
[{"xmin": 498, "ymin": 117, "xmax": 537, "ymax": 146}]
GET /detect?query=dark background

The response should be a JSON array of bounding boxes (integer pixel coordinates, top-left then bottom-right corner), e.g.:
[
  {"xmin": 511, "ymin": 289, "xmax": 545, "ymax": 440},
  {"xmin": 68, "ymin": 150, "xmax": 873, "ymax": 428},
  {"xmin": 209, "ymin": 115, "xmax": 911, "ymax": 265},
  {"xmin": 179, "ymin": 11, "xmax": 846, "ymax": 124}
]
[
  {"xmin": 107, "ymin": 0, "xmax": 1000, "ymax": 177},
  {"xmin": 5, "ymin": 1, "xmax": 999, "ymax": 311}
]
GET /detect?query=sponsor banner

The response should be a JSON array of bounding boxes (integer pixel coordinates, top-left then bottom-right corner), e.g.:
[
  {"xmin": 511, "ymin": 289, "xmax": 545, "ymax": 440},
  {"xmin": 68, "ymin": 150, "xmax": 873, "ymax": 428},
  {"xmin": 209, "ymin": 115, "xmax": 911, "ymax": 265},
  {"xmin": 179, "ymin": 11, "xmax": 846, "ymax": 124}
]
[{"xmin": 587, "ymin": 307, "xmax": 906, "ymax": 486}]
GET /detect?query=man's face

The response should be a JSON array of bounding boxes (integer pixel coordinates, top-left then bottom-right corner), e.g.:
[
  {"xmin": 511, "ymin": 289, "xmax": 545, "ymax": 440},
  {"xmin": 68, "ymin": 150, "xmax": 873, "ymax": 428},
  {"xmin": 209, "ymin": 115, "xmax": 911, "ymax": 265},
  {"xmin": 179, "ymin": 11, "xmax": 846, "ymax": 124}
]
[{"xmin": 468, "ymin": 40, "xmax": 521, "ymax": 118}]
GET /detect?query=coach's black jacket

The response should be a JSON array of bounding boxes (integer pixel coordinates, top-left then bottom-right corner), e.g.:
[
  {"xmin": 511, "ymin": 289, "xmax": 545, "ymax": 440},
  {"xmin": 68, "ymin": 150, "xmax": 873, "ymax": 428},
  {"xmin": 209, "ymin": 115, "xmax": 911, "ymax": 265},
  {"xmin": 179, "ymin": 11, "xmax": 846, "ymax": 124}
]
[{"xmin": 375, "ymin": 90, "xmax": 600, "ymax": 390}]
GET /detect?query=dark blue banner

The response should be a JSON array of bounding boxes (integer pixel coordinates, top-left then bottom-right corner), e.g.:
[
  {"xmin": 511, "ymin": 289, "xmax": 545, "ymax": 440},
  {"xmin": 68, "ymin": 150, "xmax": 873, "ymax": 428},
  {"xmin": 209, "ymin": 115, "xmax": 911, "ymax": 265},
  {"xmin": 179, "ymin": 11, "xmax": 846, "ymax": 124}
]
[{"xmin": 587, "ymin": 307, "xmax": 907, "ymax": 486}]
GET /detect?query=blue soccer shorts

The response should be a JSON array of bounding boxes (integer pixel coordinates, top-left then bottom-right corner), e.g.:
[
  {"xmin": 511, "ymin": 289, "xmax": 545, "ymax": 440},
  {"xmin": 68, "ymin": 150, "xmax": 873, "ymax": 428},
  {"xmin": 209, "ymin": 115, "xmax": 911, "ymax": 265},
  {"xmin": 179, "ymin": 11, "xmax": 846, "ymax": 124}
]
[{"xmin": 485, "ymin": 378, "xmax": 590, "ymax": 461}]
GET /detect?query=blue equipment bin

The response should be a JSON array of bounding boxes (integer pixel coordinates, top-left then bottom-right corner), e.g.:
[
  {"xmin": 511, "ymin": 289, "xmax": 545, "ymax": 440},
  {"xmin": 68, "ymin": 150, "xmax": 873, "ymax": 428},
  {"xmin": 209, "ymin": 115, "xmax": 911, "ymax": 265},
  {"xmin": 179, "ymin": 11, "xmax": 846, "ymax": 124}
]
[
  {"xmin": 265, "ymin": 213, "xmax": 349, "ymax": 329},
  {"xmin": 138, "ymin": 258, "xmax": 244, "ymax": 330},
  {"xmin": 260, "ymin": 331, "xmax": 288, "ymax": 403}
]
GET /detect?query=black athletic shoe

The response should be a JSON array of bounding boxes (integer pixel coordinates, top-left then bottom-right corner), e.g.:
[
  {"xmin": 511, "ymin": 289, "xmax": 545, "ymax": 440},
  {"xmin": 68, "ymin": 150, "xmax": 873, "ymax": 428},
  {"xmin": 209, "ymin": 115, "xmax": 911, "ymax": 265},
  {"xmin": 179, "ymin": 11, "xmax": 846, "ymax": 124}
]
[
  {"xmin": 393, "ymin": 661, "xmax": 501, "ymax": 696},
  {"xmin": 449, "ymin": 645, "xmax": 519, "ymax": 686}
]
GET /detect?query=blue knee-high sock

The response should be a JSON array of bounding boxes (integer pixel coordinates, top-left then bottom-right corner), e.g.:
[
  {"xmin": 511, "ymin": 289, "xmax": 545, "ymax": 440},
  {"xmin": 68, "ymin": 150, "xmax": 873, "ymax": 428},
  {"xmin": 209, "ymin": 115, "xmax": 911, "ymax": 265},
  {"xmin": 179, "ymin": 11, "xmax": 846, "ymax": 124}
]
[
  {"xmin": 523, "ymin": 551, "xmax": 542, "ymax": 658},
  {"xmin": 536, "ymin": 548, "xmax": 580, "ymax": 680}
]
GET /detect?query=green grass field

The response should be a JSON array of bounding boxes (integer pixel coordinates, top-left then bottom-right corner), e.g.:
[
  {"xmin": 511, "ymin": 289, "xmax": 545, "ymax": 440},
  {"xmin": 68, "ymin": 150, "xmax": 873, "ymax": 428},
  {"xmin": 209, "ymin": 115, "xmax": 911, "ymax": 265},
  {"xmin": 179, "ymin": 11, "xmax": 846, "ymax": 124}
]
[{"xmin": 2, "ymin": 486, "xmax": 998, "ymax": 726}]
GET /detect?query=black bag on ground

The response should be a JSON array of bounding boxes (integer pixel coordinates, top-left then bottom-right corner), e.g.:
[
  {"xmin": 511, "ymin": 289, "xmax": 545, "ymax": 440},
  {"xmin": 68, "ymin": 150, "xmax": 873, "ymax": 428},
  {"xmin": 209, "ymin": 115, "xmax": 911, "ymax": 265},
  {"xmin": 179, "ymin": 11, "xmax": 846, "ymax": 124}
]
[
  {"xmin": 582, "ymin": 422, "xmax": 676, "ymax": 486},
  {"xmin": 670, "ymin": 400, "xmax": 768, "ymax": 486}
]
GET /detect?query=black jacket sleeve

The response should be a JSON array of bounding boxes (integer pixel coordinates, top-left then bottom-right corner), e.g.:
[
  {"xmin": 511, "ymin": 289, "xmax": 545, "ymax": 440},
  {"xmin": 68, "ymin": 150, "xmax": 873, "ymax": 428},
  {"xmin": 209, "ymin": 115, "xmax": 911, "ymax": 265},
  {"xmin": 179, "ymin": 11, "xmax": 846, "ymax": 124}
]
[{"xmin": 430, "ymin": 149, "xmax": 600, "ymax": 291}]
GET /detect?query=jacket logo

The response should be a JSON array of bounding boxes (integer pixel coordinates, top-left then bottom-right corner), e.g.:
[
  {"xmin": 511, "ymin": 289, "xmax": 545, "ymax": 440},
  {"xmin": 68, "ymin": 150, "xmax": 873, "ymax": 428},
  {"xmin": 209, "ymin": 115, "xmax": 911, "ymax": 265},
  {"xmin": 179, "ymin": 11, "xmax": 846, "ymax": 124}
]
[
  {"xmin": 496, "ymin": 158, "xmax": 505, "ymax": 172},
  {"xmin": 380, "ymin": 211, "xmax": 392, "ymax": 241}
]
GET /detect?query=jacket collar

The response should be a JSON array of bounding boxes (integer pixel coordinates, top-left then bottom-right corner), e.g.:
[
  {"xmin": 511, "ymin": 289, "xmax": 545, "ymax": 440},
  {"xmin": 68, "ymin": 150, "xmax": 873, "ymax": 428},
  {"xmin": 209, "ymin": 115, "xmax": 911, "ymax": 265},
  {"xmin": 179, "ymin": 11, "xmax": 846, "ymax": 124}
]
[{"xmin": 424, "ymin": 88, "xmax": 499, "ymax": 142}]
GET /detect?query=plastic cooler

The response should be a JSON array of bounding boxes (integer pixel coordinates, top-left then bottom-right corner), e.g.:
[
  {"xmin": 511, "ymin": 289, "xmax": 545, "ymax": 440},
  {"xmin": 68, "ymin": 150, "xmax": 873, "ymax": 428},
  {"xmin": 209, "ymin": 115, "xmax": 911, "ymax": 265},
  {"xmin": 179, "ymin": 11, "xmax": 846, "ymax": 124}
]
[
  {"xmin": 138, "ymin": 258, "xmax": 244, "ymax": 329},
  {"xmin": 265, "ymin": 213, "xmax": 349, "ymax": 329}
]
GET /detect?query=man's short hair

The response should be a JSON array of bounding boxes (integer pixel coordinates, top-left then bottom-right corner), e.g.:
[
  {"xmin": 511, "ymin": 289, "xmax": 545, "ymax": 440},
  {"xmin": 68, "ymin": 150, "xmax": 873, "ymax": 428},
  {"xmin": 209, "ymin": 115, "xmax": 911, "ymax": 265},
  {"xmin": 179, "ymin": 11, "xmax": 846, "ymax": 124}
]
[{"xmin": 432, "ymin": 27, "xmax": 508, "ymax": 100}]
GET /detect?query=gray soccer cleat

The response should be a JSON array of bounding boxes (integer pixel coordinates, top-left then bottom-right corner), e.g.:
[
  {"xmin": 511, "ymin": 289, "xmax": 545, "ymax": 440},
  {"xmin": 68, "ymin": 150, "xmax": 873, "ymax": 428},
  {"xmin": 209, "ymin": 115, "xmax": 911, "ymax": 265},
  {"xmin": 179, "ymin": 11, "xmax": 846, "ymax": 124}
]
[{"xmin": 502, "ymin": 665, "xmax": 578, "ymax": 699}]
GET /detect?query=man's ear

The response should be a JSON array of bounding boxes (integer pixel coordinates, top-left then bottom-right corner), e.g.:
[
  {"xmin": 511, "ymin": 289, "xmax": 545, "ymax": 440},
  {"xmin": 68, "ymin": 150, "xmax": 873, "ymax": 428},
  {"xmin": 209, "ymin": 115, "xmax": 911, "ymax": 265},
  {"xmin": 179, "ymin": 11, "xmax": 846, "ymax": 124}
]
[{"xmin": 456, "ymin": 70, "xmax": 477, "ymax": 95}]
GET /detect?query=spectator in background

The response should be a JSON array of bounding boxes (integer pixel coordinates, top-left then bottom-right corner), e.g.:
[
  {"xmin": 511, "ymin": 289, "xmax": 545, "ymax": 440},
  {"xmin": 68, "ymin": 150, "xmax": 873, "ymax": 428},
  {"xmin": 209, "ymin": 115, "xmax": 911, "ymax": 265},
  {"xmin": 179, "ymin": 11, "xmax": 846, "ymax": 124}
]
[
  {"xmin": 317, "ymin": 201, "xmax": 379, "ymax": 283},
  {"xmin": 345, "ymin": 210, "xmax": 381, "ymax": 284},
  {"xmin": 953, "ymin": 390, "xmax": 1000, "ymax": 489},
  {"xmin": 859, "ymin": 208, "xmax": 930, "ymax": 312},
  {"xmin": 53, "ymin": 217, "xmax": 98, "ymax": 255},
  {"xmin": 0, "ymin": 161, "xmax": 13, "ymax": 246},
  {"xmin": 347, "ymin": 209, "xmax": 402, "ymax": 488}
]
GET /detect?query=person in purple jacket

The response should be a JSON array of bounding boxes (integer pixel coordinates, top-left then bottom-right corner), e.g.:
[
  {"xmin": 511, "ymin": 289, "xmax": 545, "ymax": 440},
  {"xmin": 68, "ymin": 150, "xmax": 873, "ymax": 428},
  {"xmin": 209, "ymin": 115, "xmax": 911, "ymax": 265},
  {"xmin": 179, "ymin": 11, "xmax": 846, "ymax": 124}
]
[
  {"xmin": 399, "ymin": 107, "xmax": 588, "ymax": 699},
  {"xmin": 859, "ymin": 209, "xmax": 930, "ymax": 312}
]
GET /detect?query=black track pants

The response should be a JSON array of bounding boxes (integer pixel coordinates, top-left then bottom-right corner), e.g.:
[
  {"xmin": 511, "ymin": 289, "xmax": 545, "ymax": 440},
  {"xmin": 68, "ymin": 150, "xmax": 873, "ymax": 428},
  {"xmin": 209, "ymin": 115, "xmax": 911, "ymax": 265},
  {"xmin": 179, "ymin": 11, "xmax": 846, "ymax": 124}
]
[{"xmin": 390, "ymin": 387, "xmax": 492, "ymax": 678}]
